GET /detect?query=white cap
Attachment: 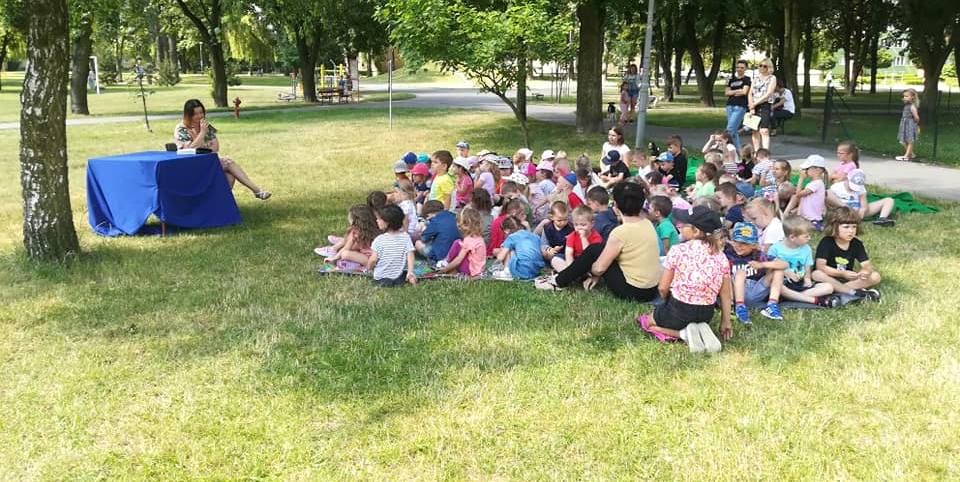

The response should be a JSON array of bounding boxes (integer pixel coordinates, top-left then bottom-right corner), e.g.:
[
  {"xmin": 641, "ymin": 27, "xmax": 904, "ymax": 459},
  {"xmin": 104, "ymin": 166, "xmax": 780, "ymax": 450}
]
[
  {"xmin": 540, "ymin": 150, "xmax": 556, "ymax": 161},
  {"xmin": 517, "ymin": 148, "xmax": 533, "ymax": 161},
  {"xmin": 799, "ymin": 154, "xmax": 826, "ymax": 169}
]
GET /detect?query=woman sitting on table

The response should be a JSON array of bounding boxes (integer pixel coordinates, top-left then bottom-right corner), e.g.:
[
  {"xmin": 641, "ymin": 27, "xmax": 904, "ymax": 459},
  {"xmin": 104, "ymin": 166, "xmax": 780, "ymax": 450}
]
[{"xmin": 174, "ymin": 99, "xmax": 272, "ymax": 200}]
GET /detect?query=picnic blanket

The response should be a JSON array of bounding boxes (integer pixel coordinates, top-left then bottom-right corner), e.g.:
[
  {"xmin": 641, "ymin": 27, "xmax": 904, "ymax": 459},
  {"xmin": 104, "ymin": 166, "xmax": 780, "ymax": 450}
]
[
  {"xmin": 318, "ymin": 258, "xmax": 552, "ymax": 282},
  {"xmin": 866, "ymin": 192, "xmax": 939, "ymax": 215}
]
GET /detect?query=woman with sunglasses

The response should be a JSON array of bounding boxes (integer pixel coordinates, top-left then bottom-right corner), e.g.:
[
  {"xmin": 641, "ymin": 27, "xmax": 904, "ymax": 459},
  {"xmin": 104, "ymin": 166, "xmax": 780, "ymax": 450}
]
[{"xmin": 747, "ymin": 59, "xmax": 777, "ymax": 151}]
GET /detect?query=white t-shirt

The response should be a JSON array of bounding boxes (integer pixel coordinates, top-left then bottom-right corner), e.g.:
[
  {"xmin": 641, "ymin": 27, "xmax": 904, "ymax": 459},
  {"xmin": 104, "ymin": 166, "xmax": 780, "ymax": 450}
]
[
  {"xmin": 399, "ymin": 200, "xmax": 418, "ymax": 237},
  {"xmin": 777, "ymin": 88, "xmax": 796, "ymax": 114},
  {"xmin": 601, "ymin": 142, "xmax": 630, "ymax": 173},
  {"xmin": 759, "ymin": 217, "xmax": 785, "ymax": 248},
  {"xmin": 829, "ymin": 182, "xmax": 863, "ymax": 209}
]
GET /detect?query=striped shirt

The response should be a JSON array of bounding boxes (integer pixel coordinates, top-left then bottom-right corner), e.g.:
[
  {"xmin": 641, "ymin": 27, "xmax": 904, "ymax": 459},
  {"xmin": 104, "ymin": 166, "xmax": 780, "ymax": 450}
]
[{"xmin": 371, "ymin": 232, "xmax": 414, "ymax": 280}]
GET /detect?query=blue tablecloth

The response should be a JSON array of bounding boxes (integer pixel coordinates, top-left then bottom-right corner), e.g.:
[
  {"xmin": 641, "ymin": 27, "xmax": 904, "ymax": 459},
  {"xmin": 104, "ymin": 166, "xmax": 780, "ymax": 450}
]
[{"xmin": 86, "ymin": 151, "xmax": 242, "ymax": 236}]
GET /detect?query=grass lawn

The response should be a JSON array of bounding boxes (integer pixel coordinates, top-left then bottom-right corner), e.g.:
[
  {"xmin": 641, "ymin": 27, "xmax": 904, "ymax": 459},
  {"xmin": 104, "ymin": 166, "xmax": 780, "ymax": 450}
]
[
  {"xmin": 0, "ymin": 72, "xmax": 412, "ymax": 124},
  {"xmin": 1, "ymin": 106, "xmax": 959, "ymax": 480}
]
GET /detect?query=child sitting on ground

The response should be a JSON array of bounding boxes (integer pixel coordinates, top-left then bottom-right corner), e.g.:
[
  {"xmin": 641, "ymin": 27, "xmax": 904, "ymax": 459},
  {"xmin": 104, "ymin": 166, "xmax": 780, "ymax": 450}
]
[
  {"xmin": 393, "ymin": 180, "xmax": 419, "ymax": 239},
  {"xmin": 750, "ymin": 148, "xmax": 773, "ymax": 192},
  {"xmin": 600, "ymin": 150, "xmax": 630, "ymax": 188},
  {"xmin": 392, "ymin": 160, "xmax": 410, "ymax": 188},
  {"xmin": 322, "ymin": 205, "xmax": 380, "ymax": 268},
  {"xmin": 415, "ymin": 200, "xmax": 462, "ymax": 263},
  {"xmin": 552, "ymin": 205, "xmax": 603, "ymax": 272},
  {"xmin": 410, "ymin": 163, "xmax": 431, "ymax": 212},
  {"xmin": 530, "ymin": 161, "xmax": 556, "ymax": 222},
  {"xmin": 467, "ymin": 188, "xmax": 495, "ymax": 245},
  {"xmin": 451, "ymin": 157, "xmax": 474, "ymax": 209},
  {"xmin": 436, "ymin": 208, "xmax": 487, "ymax": 278},
  {"xmin": 737, "ymin": 144, "xmax": 755, "ymax": 183},
  {"xmin": 769, "ymin": 215, "xmax": 840, "ymax": 307},
  {"xmin": 368, "ymin": 204, "xmax": 416, "ymax": 287},
  {"xmin": 715, "ymin": 182, "xmax": 748, "ymax": 228},
  {"xmin": 536, "ymin": 201, "xmax": 574, "ymax": 268},
  {"xmin": 648, "ymin": 196, "xmax": 679, "ymax": 255},
  {"xmin": 665, "ymin": 135, "xmax": 689, "ymax": 190},
  {"xmin": 488, "ymin": 199, "xmax": 527, "ymax": 256},
  {"xmin": 744, "ymin": 197, "xmax": 783, "ymax": 252},
  {"xmin": 785, "ymin": 155, "xmax": 827, "ymax": 230},
  {"xmin": 493, "ymin": 216, "xmax": 545, "ymax": 281},
  {"xmin": 652, "ymin": 152, "xmax": 677, "ymax": 188},
  {"xmin": 725, "ymin": 221, "xmax": 786, "ymax": 323},
  {"xmin": 473, "ymin": 156, "xmax": 498, "ymax": 202},
  {"xmin": 686, "ymin": 162, "xmax": 720, "ymax": 200},
  {"xmin": 638, "ymin": 206, "xmax": 732, "ymax": 353},
  {"xmin": 826, "ymin": 169, "xmax": 896, "ymax": 227},
  {"xmin": 811, "ymin": 206, "xmax": 882, "ymax": 301},
  {"xmin": 586, "ymin": 186, "xmax": 620, "ymax": 241}
]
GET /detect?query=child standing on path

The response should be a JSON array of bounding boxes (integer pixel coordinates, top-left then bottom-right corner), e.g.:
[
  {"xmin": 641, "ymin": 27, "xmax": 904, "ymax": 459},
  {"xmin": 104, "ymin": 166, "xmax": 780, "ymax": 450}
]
[
  {"xmin": 638, "ymin": 206, "xmax": 732, "ymax": 354},
  {"xmin": 897, "ymin": 89, "xmax": 920, "ymax": 161}
]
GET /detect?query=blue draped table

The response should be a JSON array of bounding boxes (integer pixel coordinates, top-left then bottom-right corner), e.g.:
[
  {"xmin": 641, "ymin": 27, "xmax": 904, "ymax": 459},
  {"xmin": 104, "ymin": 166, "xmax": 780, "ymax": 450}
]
[{"xmin": 86, "ymin": 151, "xmax": 242, "ymax": 236}]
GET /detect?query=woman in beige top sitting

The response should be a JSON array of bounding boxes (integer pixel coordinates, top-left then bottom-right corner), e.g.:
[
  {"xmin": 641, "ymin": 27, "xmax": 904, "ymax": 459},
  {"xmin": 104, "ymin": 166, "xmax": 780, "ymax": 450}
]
[
  {"xmin": 534, "ymin": 182, "xmax": 660, "ymax": 302},
  {"xmin": 174, "ymin": 99, "xmax": 271, "ymax": 200}
]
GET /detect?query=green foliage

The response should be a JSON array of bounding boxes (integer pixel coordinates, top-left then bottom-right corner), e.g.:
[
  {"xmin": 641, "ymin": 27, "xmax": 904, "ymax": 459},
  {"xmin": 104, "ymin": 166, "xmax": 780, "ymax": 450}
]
[{"xmin": 157, "ymin": 58, "xmax": 180, "ymax": 87}]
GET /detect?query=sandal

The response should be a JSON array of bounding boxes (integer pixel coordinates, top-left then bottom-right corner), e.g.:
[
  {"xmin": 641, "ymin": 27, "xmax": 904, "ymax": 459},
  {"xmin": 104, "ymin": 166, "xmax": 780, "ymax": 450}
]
[
  {"xmin": 254, "ymin": 190, "xmax": 272, "ymax": 200},
  {"xmin": 637, "ymin": 315, "xmax": 678, "ymax": 342}
]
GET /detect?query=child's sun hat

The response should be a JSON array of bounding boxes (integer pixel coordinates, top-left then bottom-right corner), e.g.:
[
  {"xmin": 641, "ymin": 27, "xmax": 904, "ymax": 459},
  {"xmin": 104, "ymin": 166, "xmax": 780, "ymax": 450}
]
[{"xmin": 731, "ymin": 222, "xmax": 759, "ymax": 245}]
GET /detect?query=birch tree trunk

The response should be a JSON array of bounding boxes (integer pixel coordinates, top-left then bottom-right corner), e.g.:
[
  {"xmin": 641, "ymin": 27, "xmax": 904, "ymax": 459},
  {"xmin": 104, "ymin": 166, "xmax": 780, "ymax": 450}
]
[{"xmin": 21, "ymin": 0, "xmax": 80, "ymax": 261}]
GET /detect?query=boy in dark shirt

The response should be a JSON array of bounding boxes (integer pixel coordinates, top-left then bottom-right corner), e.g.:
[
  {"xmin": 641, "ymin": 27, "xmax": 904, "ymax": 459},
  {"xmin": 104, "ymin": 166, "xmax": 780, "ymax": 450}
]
[
  {"xmin": 536, "ymin": 201, "xmax": 574, "ymax": 263},
  {"xmin": 811, "ymin": 206, "xmax": 882, "ymax": 301},
  {"xmin": 716, "ymin": 182, "xmax": 747, "ymax": 229},
  {"xmin": 415, "ymin": 200, "xmax": 462, "ymax": 262},
  {"xmin": 725, "ymin": 222, "xmax": 787, "ymax": 323},
  {"xmin": 665, "ymin": 135, "xmax": 689, "ymax": 190},
  {"xmin": 600, "ymin": 150, "xmax": 630, "ymax": 188},
  {"xmin": 586, "ymin": 186, "xmax": 619, "ymax": 241}
]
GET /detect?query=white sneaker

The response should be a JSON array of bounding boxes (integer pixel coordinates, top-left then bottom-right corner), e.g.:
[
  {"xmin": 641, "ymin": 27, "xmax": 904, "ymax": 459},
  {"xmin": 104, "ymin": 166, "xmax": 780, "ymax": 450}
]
[
  {"xmin": 492, "ymin": 269, "xmax": 514, "ymax": 281},
  {"xmin": 534, "ymin": 275, "xmax": 562, "ymax": 291},
  {"xmin": 680, "ymin": 326, "xmax": 705, "ymax": 354},
  {"xmin": 695, "ymin": 323, "xmax": 723, "ymax": 353}
]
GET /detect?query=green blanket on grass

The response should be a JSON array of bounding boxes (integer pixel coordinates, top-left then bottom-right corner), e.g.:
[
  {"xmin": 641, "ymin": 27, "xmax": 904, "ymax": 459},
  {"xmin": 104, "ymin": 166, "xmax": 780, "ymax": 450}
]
[{"xmin": 866, "ymin": 192, "xmax": 939, "ymax": 215}]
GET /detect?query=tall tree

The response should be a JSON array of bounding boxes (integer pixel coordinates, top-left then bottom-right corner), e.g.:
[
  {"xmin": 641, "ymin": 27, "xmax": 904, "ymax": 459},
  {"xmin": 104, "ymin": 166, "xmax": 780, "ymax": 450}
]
[
  {"xmin": 0, "ymin": 0, "xmax": 25, "ymax": 91},
  {"xmin": 897, "ymin": 0, "xmax": 960, "ymax": 125},
  {"xmin": 264, "ymin": 0, "xmax": 336, "ymax": 103},
  {"xmin": 21, "ymin": 0, "xmax": 80, "ymax": 261},
  {"xmin": 175, "ymin": 0, "xmax": 230, "ymax": 106},
  {"xmin": 575, "ymin": 0, "xmax": 604, "ymax": 134},
  {"xmin": 385, "ymin": 0, "xmax": 571, "ymax": 146},
  {"xmin": 69, "ymin": 7, "xmax": 94, "ymax": 114}
]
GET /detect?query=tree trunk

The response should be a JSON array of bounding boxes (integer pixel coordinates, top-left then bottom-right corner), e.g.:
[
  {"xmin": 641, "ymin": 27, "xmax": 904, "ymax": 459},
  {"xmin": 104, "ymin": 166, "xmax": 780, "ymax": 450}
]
[
  {"xmin": 157, "ymin": 32, "xmax": 168, "ymax": 64},
  {"xmin": 69, "ymin": 12, "xmax": 93, "ymax": 115},
  {"xmin": 781, "ymin": 0, "xmax": 801, "ymax": 114},
  {"xmin": 115, "ymin": 38, "xmax": 124, "ymax": 82},
  {"xmin": 516, "ymin": 53, "xmax": 528, "ymax": 123},
  {"xmin": 209, "ymin": 42, "xmax": 228, "ymax": 107},
  {"xmin": 575, "ymin": 0, "xmax": 604, "ymax": 134},
  {"xmin": 21, "ymin": 0, "xmax": 80, "ymax": 261},
  {"xmin": 683, "ymin": 10, "xmax": 724, "ymax": 107},
  {"xmin": 673, "ymin": 46, "xmax": 682, "ymax": 95},
  {"xmin": 802, "ymin": 30, "xmax": 813, "ymax": 108},
  {"xmin": 0, "ymin": 32, "xmax": 10, "ymax": 91},
  {"xmin": 168, "ymin": 33, "xmax": 180, "ymax": 81},
  {"xmin": 295, "ymin": 32, "xmax": 318, "ymax": 103},
  {"xmin": 175, "ymin": 0, "xmax": 228, "ymax": 107},
  {"xmin": 919, "ymin": 65, "xmax": 943, "ymax": 127},
  {"xmin": 868, "ymin": 33, "xmax": 878, "ymax": 94}
]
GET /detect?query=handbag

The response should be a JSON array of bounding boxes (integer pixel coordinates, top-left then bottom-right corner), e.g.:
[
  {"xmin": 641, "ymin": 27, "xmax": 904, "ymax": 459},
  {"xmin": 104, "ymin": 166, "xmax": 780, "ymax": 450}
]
[{"xmin": 742, "ymin": 114, "xmax": 761, "ymax": 131}]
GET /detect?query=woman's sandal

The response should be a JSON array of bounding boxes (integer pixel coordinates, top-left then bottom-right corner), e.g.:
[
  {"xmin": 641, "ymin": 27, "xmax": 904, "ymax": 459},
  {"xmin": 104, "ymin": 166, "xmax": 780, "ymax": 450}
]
[
  {"xmin": 637, "ymin": 315, "xmax": 679, "ymax": 342},
  {"xmin": 254, "ymin": 190, "xmax": 272, "ymax": 200}
]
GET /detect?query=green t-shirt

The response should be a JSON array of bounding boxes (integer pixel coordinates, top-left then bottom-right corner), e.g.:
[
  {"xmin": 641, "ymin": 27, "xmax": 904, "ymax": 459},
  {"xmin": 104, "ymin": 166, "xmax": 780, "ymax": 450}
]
[{"xmin": 655, "ymin": 218, "xmax": 679, "ymax": 255}]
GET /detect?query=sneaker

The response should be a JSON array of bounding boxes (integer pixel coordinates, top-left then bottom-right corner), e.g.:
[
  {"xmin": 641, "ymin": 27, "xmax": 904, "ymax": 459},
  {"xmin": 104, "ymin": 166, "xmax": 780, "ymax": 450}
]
[
  {"xmin": 680, "ymin": 326, "xmax": 705, "ymax": 354},
  {"xmin": 695, "ymin": 323, "xmax": 723, "ymax": 353},
  {"xmin": 760, "ymin": 302, "xmax": 784, "ymax": 320},
  {"xmin": 734, "ymin": 304, "xmax": 752, "ymax": 324},
  {"xmin": 491, "ymin": 269, "xmax": 514, "ymax": 281},
  {"xmin": 314, "ymin": 246, "xmax": 337, "ymax": 257},
  {"xmin": 327, "ymin": 235, "xmax": 344, "ymax": 244},
  {"xmin": 534, "ymin": 275, "xmax": 563, "ymax": 291},
  {"xmin": 855, "ymin": 288, "xmax": 882, "ymax": 303},
  {"xmin": 872, "ymin": 217, "xmax": 896, "ymax": 227},
  {"xmin": 435, "ymin": 260, "xmax": 449, "ymax": 270},
  {"xmin": 816, "ymin": 295, "xmax": 841, "ymax": 308}
]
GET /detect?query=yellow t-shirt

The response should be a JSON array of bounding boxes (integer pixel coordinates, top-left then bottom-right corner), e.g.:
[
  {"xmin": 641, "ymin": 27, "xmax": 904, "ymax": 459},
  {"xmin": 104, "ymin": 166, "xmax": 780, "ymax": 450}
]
[
  {"xmin": 609, "ymin": 220, "xmax": 660, "ymax": 289},
  {"xmin": 430, "ymin": 173, "xmax": 455, "ymax": 205}
]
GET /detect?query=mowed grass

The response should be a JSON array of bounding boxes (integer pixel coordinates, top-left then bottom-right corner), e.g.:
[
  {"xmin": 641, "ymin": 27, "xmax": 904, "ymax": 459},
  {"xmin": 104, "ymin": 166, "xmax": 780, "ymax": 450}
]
[{"xmin": 1, "ymin": 107, "xmax": 960, "ymax": 480}]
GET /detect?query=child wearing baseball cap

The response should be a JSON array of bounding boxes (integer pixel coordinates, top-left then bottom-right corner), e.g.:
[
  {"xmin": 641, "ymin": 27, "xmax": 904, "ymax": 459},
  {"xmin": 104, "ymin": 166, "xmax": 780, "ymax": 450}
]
[
  {"xmin": 639, "ymin": 206, "xmax": 733, "ymax": 353},
  {"xmin": 785, "ymin": 154, "xmax": 827, "ymax": 230},
  {"xmin": 724, "ymin": 221, "xmax": 787, "ymax": 323},
  {"xmin": 827, "ymin": 169, "xmax": 896, "ymax": 227}
]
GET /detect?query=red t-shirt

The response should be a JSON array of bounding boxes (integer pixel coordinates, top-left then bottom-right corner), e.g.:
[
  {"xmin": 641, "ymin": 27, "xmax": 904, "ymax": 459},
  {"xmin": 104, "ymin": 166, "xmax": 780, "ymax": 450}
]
[
  {"xmin": 568, "ymin": 192, "xmax": 584, "ymax": 209},
  {"xmin": 488, "ymin": 214, "xmax": 508, "ymax": 256},
  {"xmin": 566, "ymin": 230, "xmax": 602, "ymax": 258}
]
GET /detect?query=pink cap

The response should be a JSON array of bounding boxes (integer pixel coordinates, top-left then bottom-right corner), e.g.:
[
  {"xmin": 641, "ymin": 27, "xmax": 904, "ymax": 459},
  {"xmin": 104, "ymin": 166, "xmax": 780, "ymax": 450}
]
[{"xmin": 411, "ymin": 163, "xmax": 430, "ymax": 176}]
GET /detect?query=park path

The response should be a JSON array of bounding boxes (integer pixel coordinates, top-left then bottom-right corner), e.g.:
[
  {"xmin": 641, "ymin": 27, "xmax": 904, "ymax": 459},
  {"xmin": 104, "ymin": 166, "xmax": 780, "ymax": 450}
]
[{"xmin": 2, "ymin": 82, "xmax": 957, "ymax": 201}]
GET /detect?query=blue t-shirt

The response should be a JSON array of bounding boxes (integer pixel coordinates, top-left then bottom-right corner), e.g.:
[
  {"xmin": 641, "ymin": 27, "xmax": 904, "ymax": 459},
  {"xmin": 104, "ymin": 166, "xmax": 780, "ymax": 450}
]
[
  {"xmin": 724, "ymin": 204, "xmax": 745, "ymax": 226},
  {"xmin": 724, "ymin": 244, "xmax": 771, "ymax": 281},
  {"xmin": 767, "ymin": 242, "xmax": 813, "ymax": 279},
  {"xmin": 541, "ymin": 222, "xmax": 574, "ymax": 249},
  {"xmin": 593, "ymin": 210, "xmax": 620, "ymax": 241},
  {"xmin": 420, "ymin": 210, "xmax": 462, "ymax": 261},
  {"xmin": 502, "ymin": 230, "xmax": 544, "ymax": 280}
]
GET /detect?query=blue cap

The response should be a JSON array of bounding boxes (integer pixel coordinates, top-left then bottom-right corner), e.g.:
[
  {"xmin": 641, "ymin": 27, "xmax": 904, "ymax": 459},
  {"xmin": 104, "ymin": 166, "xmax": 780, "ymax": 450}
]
[
  {"xmin": 417, "ymin": 153, "xmax": 430, "ymax": 164},
  {"xmin": 731, "ymin": 222, "xmax": 759, "ymax": 244},
  {"xmin": 456, "ymin": 140, "xmax": 469, "ymax": 149},
  {"xmin": 656, "ymin": 152, "xmax": 674, "ymax": 163},
  {"xmin": 402, "ymin": 151, "xmax": 417, "ymax": 165},
  {"xmin": 602, "ymin": 150, "xmax": 621, "ymax": 165},
  {"xmin": 735, "ymin": 182, "xmax": 755, "ymax": 199},
  {"xmin": 563, "ymin": 173, "xmax": 577, "ymax": 185}
]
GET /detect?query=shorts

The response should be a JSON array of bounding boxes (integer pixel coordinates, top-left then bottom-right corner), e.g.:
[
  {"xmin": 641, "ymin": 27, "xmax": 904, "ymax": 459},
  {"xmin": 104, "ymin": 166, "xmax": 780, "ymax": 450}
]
[
  {"xmin": 653, "ymin": 296, "xmax": 716, "ymax": 330},
  {"xmin": 373, "ymin": 271, "xmax": 407, "ymax": 287},
  {"xmin": 783, "ymin": 278, "xmax": 819, "ymax": 292},
  {"xmin": 744, "ymin": 278, "xmax": 771, "ymax": 306}
]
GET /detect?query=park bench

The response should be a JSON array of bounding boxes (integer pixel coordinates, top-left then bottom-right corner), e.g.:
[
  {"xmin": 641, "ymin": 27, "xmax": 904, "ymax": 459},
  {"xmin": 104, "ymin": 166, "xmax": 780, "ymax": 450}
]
[{"xmin": 317, "ymin": 87, "xmax": 350, "ymax": 104}]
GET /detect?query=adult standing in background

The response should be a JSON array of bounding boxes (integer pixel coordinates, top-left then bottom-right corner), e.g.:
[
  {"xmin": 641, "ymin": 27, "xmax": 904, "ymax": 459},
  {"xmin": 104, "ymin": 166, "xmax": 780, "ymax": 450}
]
[
  {"xmin": 770, "ymin": 78, "xmax": 795, "ymax": 136},
  {"xmin": 748, "ymin": 58, "xmax": 777, "ymax": 151},
  {"xmin": 724, "ymin": 60, "xmax": 751, "ymax": 151}
]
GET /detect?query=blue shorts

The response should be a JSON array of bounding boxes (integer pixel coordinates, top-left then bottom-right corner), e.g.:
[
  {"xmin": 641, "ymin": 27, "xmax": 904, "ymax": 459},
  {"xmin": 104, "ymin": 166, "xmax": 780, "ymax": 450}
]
[{"xmin": 744, "ymin": 278, "xmax": 771, "ymax": 307}]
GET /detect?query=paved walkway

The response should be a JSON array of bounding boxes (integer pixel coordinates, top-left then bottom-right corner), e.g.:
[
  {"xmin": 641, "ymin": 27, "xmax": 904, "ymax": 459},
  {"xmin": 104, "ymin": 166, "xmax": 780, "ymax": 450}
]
[{"xmin": 4, "ymin": 83, "xmax": 957, "ymax": 201}]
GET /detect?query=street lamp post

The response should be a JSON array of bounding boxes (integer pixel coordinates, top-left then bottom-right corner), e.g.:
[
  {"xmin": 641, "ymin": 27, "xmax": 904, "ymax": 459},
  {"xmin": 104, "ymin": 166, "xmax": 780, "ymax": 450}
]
[
  {"xmin": 199, "ymin": 42, "xmax": 204, "ymax": 72},
  {"xmin": 634, "ymin": 0, "xmax": 656, "ymax": 152}
]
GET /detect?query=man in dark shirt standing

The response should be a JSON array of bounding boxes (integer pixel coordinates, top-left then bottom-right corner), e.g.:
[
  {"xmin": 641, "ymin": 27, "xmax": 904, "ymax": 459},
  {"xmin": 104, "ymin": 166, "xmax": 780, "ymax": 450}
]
[{"xmin": 725, "ymin": 59, "xmax": 752, "ymax": 151}]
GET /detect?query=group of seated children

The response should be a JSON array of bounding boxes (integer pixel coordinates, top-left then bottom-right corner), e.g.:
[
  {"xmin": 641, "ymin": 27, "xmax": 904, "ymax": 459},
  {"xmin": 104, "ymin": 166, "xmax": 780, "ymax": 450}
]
[{"xmin": 315, "ymin": 137, "xmax": 888, "ymax": 353}]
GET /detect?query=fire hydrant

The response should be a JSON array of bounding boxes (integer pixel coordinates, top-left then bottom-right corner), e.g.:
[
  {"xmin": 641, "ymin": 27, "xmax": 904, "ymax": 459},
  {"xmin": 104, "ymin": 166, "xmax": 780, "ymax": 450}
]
[{"xmin": 233, "ymin": 97, "xmax": 241, "ymax": 118}]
